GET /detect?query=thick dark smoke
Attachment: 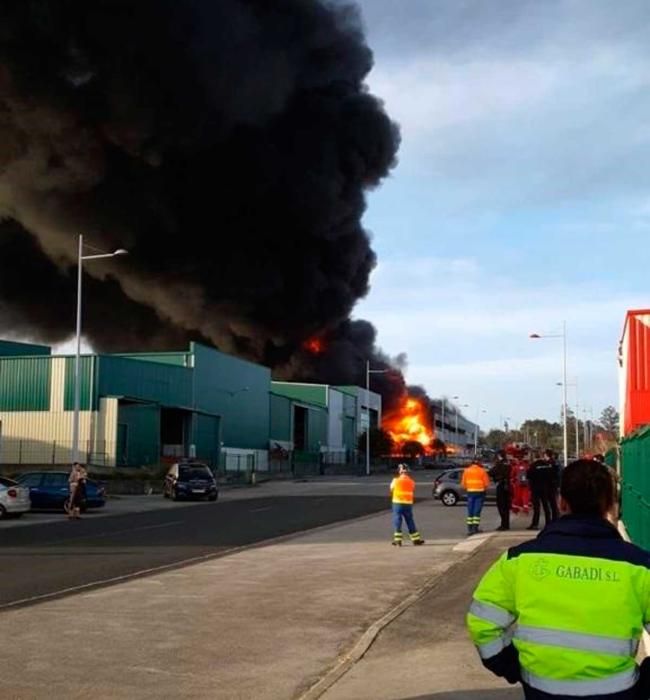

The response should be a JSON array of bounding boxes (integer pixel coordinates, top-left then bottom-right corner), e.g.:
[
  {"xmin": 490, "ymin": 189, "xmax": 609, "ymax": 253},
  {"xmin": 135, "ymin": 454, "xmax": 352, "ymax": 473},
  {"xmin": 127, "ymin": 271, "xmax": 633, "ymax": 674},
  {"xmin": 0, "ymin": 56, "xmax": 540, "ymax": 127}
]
[{"xmin": 0, "ymin": 0, "xmax": 408, "ymax": 408}]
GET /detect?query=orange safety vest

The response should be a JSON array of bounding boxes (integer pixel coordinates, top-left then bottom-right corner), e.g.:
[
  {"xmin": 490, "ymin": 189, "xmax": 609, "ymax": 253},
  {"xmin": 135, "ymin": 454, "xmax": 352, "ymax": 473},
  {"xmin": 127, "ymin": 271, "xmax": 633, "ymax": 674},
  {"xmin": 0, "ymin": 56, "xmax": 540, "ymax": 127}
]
[
  {"xmin": 390, "ymin": 474, "xmax": 415, "ymax": 504},
  {"xmin": 461, "ymin": 464, "xmax": 490, "ymax": 493}
]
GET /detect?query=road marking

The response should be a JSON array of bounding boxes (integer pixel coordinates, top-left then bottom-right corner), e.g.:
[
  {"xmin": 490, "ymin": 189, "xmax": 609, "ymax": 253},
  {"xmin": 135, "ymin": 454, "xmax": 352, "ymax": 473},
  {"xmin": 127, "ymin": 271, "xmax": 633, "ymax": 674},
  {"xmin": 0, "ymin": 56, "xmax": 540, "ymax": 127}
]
[
  {"xmin": 249, "ymin": 506, "xmax": 272, "ymax": 513},
  {"xmin": 38, "ymin": 520, "xmax": 185, "ymax": 545}
]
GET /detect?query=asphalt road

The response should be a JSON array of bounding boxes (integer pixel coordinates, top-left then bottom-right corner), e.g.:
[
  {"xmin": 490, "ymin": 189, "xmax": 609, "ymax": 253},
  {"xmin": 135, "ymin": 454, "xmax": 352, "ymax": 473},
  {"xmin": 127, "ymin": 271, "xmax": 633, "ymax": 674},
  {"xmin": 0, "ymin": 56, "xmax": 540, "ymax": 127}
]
[{"xmin": 0, "ymin": 494, "xmax": 388, "ymax": 609}]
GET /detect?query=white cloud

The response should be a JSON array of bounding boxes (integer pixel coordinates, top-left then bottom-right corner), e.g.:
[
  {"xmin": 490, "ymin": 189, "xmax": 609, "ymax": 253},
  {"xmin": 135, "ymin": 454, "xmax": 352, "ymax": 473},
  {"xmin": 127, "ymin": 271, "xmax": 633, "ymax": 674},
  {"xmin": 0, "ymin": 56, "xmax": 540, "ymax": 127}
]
[{"xmin": 354, "ymin": 256, "xmax": 636, "ymax": 426}]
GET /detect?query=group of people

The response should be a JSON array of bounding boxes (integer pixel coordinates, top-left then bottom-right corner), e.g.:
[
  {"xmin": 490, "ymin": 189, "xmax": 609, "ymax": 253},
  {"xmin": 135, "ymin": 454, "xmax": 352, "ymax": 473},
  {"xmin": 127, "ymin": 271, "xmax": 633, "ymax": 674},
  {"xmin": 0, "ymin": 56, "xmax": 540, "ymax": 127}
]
[{"xmin": 491, "ymin": 446, "xmax": 561, "ymax": 534}]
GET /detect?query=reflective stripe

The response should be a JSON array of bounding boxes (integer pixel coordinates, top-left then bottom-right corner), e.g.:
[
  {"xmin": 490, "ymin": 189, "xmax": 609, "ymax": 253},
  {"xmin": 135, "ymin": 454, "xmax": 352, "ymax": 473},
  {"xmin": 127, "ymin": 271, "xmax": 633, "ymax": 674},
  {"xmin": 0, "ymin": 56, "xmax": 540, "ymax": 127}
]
[
  {"xmin": 477, "ymin": 636, "xmax": 507, "ymax": 659},
  {"xmin": 521, "ymin": 666, "xmax": 639, "ymax": 696},
  {"xmin": 515, "ymin": 625, "xmax": 637, "ymax": 656},
  {"xmin": 469, "ymin": 600, "xmax": 515, "ymax": 628}
]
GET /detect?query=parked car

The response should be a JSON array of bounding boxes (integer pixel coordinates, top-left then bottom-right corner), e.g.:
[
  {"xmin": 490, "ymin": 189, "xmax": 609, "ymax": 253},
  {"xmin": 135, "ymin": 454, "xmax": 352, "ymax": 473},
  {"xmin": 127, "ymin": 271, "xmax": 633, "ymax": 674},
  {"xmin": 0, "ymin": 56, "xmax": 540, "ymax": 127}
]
[
  {"xmin": 163, "ymin": 462, "xmax": 219, "ymax": 501},
  {"xmin": 15, "ymin": 471, "xmax": 106, "ymax": 512},
  {"xmin": 432, "ymin": 468, "xmax": 497, "ymax": 506},
  {"xmin": 0, "ymin": 476, "xmax": 31, "ymax": 519}
]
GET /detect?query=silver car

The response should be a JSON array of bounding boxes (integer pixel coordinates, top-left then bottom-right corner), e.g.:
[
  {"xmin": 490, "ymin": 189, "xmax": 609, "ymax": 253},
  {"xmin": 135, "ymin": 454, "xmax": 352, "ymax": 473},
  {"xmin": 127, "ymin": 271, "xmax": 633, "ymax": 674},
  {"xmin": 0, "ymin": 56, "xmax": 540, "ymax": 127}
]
[
  {"xmin": 432, "ymin": 468, "xmax": 497, "ymax": 506},
  {"xmin": 0, "ymin": 476, "xmax": 31, "ymax": 519}
]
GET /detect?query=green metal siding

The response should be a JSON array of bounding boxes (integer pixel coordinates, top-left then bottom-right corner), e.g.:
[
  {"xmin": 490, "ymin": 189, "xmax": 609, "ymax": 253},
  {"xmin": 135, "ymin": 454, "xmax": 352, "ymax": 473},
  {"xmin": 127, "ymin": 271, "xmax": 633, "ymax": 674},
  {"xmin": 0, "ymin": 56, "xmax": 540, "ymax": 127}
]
[
  {"xmin": 192, "ymin": 413, "xmax": 221, "ymax": 466},
  {"xmin": 192, "ymin": 344, "xmax": 270, "ymax": 450},
  {"xmin": 0, "ymin": 340, "xmax": 51, "ymax": 356},
  {"xmin": 307, "ymin": 407, "xmax": 328, "ymax": 451},
  {"xmin": 114, "ymin": 352, "xmax": 191, "ymax": 367},
  {"xmin": 97, "ymin": 356, "xmax": 193, "ymax": 408},
  {"xmin": 117, "ymin": 403, "xmax": 160, "ymax": 467},
  {"xmin": 0, "ymin": 357, "xmax": 51, "ymax": 411},
  {"xmin": 64, "ymin": 356, "xmax": 93, "ymax": 411},
  {"xmin": 621, "ymin": 427, "xmax": 650, "ymax": 550},
  {"xmin": 270, "ymin": 393, "xmax": 292, "ymax": 442},
  {"xmin": 271, "ymin": 382, "xmax": 328, "ymax": 408}
]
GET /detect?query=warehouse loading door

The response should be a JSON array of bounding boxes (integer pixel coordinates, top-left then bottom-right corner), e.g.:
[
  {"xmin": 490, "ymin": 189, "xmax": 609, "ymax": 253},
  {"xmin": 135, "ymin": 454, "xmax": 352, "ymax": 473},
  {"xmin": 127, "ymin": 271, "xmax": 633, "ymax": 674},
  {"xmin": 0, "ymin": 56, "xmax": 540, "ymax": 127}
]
[{"xmin": 161, "ymin": 408, "xmax": 192, "ymax": 460}]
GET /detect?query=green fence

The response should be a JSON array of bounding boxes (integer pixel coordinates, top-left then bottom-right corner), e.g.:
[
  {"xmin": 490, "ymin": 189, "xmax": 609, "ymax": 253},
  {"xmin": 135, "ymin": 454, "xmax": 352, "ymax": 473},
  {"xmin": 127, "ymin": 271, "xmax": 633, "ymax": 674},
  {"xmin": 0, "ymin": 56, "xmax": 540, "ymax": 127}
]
[{"xmin": 620, "ymin": 426, "xmax": 650, "ymax": 551}]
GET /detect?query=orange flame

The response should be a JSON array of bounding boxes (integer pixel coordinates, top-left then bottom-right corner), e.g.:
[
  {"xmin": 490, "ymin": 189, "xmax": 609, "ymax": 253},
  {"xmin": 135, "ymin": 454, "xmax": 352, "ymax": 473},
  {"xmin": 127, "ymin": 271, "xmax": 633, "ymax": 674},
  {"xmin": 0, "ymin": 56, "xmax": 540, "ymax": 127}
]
[
  {"xmin": 303, "ymin": 337, "xmax": 324, "ymax": 354},
  {"xmin": 383, "ymin": 394, "xmax": 434, "ymax": 454}
]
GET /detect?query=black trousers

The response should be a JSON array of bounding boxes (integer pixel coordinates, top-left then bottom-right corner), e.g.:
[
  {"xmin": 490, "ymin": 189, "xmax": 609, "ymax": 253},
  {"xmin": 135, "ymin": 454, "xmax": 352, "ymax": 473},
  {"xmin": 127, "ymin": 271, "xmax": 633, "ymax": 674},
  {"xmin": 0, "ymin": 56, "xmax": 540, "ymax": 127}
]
[
  {"xmin": 530, "ymin": 485, "xmax": 559, "ymax": 527},
  {"xmin": 496, "ymin": 482, "xmax": 510, "ymax": 529}
]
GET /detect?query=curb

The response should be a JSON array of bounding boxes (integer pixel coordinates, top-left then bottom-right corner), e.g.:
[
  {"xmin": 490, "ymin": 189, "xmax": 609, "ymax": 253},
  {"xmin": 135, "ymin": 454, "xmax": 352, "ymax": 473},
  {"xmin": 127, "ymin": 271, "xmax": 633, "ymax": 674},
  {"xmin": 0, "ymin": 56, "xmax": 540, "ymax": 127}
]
[
  {"xmin": 618, "ymin": 520, "xmax": 650, "ymax": 658},
  {"xmin": 297, "ymin": 535, "xmax": 494, "ymax": 700}
]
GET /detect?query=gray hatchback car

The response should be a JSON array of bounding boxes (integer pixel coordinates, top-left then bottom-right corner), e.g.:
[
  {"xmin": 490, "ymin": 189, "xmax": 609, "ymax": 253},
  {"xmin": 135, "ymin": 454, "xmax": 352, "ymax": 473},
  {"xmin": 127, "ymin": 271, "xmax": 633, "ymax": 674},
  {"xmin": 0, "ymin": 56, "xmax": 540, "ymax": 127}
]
[{"xmin": 432, "ymin": 467, "xmax": 497, "ymax": 506}]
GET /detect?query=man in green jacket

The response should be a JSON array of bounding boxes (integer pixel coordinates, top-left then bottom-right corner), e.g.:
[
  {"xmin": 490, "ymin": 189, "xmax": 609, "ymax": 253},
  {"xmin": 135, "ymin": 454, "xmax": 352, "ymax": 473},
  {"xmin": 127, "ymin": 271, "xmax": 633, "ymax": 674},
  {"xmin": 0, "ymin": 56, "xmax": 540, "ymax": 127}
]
[{"xmin": 467, "ymin": 458, "xmax": 650, "ymax": 699}]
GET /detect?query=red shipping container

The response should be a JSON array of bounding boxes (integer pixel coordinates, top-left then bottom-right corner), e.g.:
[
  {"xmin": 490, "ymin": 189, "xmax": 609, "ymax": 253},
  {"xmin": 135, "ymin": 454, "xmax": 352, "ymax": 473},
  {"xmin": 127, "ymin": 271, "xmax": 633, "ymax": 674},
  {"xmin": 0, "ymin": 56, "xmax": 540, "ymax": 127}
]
[{"xmin": 619, "ymin": 310, "xmax": 650, "ymax": 436}]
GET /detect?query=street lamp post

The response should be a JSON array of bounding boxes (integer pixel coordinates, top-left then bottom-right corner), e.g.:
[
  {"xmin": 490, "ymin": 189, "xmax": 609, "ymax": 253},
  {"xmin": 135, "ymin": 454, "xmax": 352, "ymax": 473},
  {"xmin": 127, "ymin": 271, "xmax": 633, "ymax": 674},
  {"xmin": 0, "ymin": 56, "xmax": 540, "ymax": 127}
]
[
  {"xmin": 474, "ymin": 408, "xmax": 486, "ymax": 457},
  {"xmin": 454, "ymin": 401, "xmax": 468, "ymax": 453},
  {"xmin": 365, "ymin": 361, "xmax": 389, "ymax": 476},
  {"xmin": 72, "ymin": 235, "xmax": 127, "ymax": 463},
  {"xmin": 530, "ymin": 321, "xmax": 568, "ymax": 467}
]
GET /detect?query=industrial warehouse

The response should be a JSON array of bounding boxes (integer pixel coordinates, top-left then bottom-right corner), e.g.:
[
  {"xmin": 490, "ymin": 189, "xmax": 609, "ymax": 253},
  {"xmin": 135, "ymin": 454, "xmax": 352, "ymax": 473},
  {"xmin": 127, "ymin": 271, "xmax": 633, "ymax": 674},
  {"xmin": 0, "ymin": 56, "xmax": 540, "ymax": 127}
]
[{"xmin": 0, "ymin": 339, "xmax": 381, "ymax": 471}]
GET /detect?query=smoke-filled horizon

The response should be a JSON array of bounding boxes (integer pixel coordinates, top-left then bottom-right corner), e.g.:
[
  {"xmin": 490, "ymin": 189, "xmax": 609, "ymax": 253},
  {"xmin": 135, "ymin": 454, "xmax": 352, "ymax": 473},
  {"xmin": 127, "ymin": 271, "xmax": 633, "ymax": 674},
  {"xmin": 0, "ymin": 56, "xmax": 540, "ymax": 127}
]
[{"xmin": 0, "ymin": 0, "xmax": 413, "ymax": 410}]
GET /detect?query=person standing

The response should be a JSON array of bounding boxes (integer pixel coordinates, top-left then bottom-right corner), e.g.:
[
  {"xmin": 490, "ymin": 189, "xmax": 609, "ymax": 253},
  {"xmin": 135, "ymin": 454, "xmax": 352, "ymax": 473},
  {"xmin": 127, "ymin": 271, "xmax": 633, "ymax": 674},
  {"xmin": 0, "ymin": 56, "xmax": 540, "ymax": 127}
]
[
  {"xmin": 490, "ymin": 451, "xmax": 511, "ymax": 531},
  {"xmin": 461, "ymin": 461, "xmax": 490, "ymax": 536},
  {"xmin": 526, "ymin": 449, "xmax": 559, "ymax": 530},
  {"xmin": 467, "ymin": 458, "xmax": 650, "ymax": 699},
  {"xmin": 67, "ymin": 461, "xmax": 87, "ymax": 520},
  {"xmin": 389, "ymin": 464, "xmax": 425, "ymax": 546}
]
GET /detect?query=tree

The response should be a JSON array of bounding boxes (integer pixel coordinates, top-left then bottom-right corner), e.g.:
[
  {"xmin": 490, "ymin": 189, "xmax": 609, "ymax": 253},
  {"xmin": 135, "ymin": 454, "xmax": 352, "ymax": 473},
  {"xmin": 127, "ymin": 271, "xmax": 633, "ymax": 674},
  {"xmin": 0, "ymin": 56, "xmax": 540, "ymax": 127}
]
[
  {"xmin": 358, "ymin": 428, "xmax": 394, "ymax": 458},
  {"xmin": 484, "ymin": 429, "xmax": 507, "ymax": 450},
  {"xmin": 600, "ymin": 406, "xmax": 619, "ymax": 435}
]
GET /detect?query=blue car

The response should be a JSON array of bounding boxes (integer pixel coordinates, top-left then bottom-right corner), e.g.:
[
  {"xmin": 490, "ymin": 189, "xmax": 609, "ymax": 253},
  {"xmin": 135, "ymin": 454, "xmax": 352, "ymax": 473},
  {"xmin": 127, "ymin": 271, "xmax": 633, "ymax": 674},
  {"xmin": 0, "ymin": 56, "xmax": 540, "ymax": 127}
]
[{"xmin": 15, "ymin": 471, "xmax": 106, "ymax": 512}]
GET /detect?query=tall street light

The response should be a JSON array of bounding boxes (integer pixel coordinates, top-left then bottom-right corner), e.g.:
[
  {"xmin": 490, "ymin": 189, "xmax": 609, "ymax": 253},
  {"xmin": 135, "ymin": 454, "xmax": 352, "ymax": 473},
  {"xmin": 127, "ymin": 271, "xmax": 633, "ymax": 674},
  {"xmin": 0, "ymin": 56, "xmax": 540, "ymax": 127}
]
[
  {"xmin": 474, "ymin": 408, "xmax": 486, "ymax": 457},
  {"xmin": 72, "ymin": 235, "xmax": 128, "ymax": 463},
  {"xmin": 365, "ymin": 360, "xmax": 389, "ymax": 477},
  {"xmin": 557, "ymin": 379, "xmax": 580, "ymax": 459},
  {"xmin": 454, "ymin": 400, "xmax": 468, "ymax": 453},
  {"xmin": 530, "ymin": 321, "xmax": 568, "ymax": 467}
]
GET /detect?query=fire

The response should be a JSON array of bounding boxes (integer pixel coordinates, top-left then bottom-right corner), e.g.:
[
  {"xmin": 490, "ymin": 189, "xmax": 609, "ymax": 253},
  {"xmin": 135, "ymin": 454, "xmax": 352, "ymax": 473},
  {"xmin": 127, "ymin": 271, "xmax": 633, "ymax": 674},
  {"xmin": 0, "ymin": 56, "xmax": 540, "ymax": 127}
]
[
  {"xmin": 303, "ymin": 337, "xmax": 324, "ymax": 354},
  {"xmin": 383, "ymin": 394, "xmax": 434, "ymax": 454}
]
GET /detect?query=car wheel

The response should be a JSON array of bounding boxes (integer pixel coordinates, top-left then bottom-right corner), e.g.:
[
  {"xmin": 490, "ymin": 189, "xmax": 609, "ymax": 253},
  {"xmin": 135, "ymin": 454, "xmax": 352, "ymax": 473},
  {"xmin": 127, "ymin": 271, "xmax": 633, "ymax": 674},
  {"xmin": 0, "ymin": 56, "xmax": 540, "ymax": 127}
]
[
  {"xmin": 0, "ymin": 504, "xmax": 7, "ymax": 520},
  {"xmin": 208, "ymin": 493, "xmax": 218, "ymax": 502},
  {"xmin": 440, "ymin": 490, "xmax": 458, "ymax": 507}
]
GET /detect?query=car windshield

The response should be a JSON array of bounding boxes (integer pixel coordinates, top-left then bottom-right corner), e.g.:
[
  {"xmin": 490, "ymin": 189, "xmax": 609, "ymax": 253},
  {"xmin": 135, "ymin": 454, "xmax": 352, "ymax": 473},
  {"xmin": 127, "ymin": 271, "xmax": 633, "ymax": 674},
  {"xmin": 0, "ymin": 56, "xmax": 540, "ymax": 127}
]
[
  {"xmin": 178, "ymin": 466, "xmax": 212, "ymax": 481},
  {"xmin": 0, "ymin": 476, "xmax": 17, "ymax": 487}
]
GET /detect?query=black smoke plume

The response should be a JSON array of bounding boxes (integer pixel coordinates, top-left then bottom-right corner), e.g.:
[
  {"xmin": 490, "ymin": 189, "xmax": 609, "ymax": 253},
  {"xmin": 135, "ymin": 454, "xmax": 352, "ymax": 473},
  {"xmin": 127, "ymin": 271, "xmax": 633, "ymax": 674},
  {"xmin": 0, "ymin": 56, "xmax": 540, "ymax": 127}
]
[{"xmin": 0, "ymin": 0, "xmax": 409, "ymax": 408}]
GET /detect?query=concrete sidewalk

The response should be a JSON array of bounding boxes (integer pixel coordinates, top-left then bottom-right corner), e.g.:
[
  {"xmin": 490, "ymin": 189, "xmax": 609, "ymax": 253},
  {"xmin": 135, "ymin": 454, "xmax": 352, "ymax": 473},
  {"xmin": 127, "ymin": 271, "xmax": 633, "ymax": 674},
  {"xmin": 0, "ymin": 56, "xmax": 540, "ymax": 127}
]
[
  {"xmin": 317, "ymin": 535, "xmax": 528, "ymax": 700},
  {"xmin": 0, "ymin": 499, "xmax": 496, "ymax": 699}
]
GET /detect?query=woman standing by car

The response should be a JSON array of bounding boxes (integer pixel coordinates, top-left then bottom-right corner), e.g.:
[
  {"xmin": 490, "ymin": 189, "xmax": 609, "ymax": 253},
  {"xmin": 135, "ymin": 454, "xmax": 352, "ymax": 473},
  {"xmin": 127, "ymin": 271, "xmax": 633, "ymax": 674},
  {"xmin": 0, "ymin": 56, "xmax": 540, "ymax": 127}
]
[{"xmin": 67, "ymin": 462, "xmax": 87, "ymax": 520}]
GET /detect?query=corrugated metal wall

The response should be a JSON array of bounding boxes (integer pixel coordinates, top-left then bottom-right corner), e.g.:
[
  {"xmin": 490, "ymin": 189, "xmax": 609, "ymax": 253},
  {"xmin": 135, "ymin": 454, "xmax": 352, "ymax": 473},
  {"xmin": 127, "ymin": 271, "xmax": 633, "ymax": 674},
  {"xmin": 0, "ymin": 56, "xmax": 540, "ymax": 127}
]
[
  {"xmin": 98, "ymin": 355, "xmax": 193, "ymax": 407},
  {"xmin": 270, "ymin": 393, "xmax": 292, "ymax": 443},
  {"xmin": 0, "ymin": 356, "xmax": 51, "ymax": 410},
  {"xmin": 192, "ymin": 344, "xmax": 270, "ymax": 450},
  {"xmin": 620, "ymin": 426, "xmax": 650, "ymax": 550}
]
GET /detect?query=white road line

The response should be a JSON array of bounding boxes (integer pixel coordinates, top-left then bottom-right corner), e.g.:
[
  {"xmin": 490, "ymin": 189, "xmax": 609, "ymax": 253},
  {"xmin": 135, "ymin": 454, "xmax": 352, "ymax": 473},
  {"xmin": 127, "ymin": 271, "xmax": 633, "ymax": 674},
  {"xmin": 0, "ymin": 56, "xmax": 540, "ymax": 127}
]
[
  {"xmin": 249, "ymin": 507, "xmax": 272, "ymax": 513},
  {"xmin": 37, "ymin": 520, "xmax": 185, "ymax": 545}
]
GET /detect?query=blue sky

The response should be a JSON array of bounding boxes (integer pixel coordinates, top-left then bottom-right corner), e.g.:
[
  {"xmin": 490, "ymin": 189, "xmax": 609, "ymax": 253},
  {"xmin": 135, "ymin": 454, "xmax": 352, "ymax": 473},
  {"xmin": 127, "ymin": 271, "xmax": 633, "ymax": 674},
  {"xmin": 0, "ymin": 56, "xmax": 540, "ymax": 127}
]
[{"xmin": 349, "ymin": 0, "xmax": 650, "ymax": 429}]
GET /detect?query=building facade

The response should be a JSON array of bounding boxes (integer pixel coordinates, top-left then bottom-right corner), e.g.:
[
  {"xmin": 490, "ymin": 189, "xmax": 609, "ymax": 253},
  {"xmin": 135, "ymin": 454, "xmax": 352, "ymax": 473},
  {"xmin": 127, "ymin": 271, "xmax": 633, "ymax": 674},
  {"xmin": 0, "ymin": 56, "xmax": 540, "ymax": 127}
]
[{"xmin": 0, "ymin": 341, "xmax": 269, "ymax": 469}]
